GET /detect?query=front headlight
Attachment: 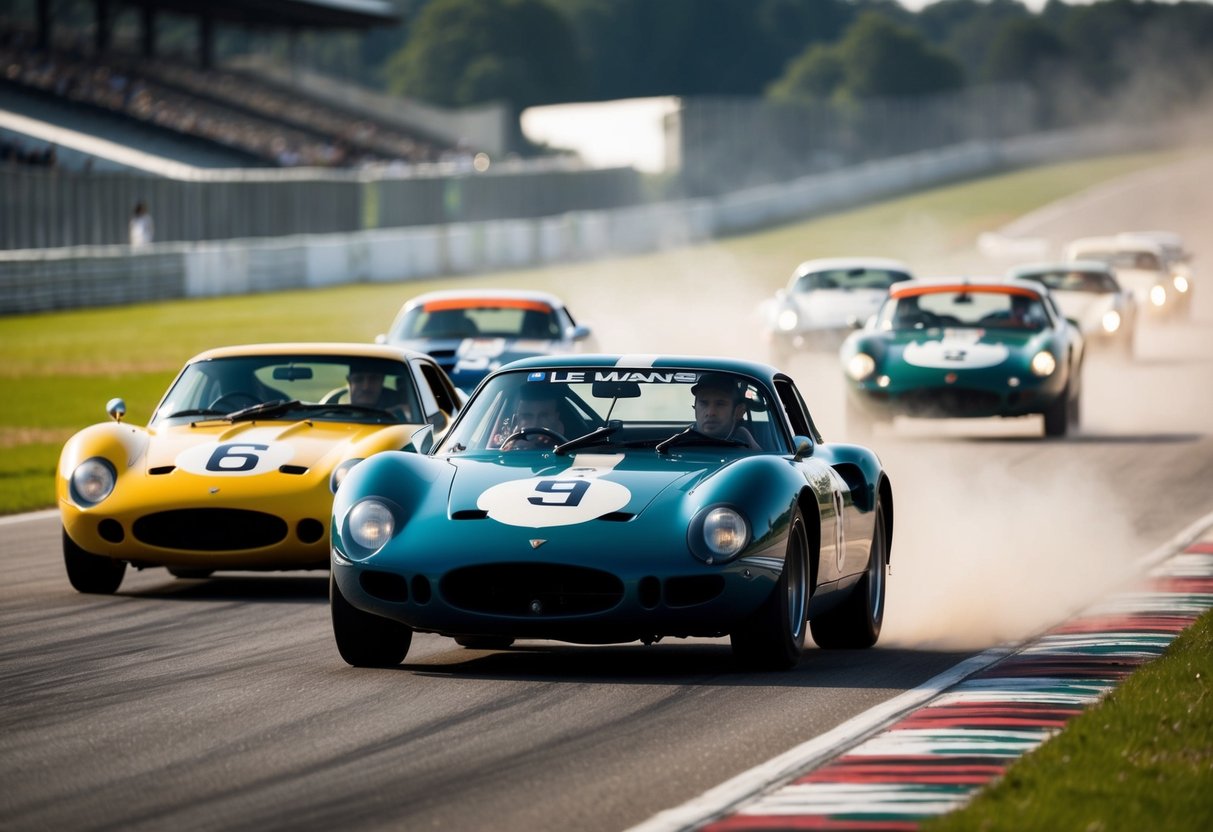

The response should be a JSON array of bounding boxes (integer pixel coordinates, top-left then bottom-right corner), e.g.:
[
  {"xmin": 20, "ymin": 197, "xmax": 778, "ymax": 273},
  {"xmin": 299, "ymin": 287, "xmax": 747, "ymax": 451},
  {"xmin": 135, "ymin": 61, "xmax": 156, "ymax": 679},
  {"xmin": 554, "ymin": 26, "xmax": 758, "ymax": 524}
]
[
  {"xmin": 1101, "ymin": 309, "xmax": 1121, "ymax": 333},
  {"xmin": 70, "ymin": 458, "xmax": 116, "ymax": 506},
  {"xmin": 347, "ymin": 500, "xmax": 395, "ymax": 553},
  {"xmin": 1030, "ymin": 351, "xmax": 1057, "ymax": 377},
  {"xmin": 846, "ymin": 352, "xmax": 876, "ymax": 381},
  {"xmin": 1173, "ymin": 275, "xmax": 1189, "ymax": 294},
  {"xmin": 330, "ymin": 458, "xmax": 364, "ymax": 493},
  {"xmin": 776, "ymin": 308, "xmax": 799, "ymax": 332},
  {"xmin": 700, "ymin": 507, "xmax": 749, "ymax": 563},
  {"xmin": 1150, "ymin": 285, "xmax": 1167, "ymax": 307}
]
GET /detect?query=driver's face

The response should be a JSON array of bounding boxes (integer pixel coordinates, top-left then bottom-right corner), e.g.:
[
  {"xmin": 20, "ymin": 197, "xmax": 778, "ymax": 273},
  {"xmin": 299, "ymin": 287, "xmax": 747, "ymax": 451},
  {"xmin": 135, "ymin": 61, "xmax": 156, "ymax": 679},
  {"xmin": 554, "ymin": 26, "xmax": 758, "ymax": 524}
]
[
  {"xmin": 348, "ymin": 372, "xmax": 384, "ymax": 406},
  {"xmin": 515, "ymin": 399, "xmax": 559, "ymax": 430},
  {"xmin": 694, "ymin": 391, "xmax": 742, "ymax": 438}
]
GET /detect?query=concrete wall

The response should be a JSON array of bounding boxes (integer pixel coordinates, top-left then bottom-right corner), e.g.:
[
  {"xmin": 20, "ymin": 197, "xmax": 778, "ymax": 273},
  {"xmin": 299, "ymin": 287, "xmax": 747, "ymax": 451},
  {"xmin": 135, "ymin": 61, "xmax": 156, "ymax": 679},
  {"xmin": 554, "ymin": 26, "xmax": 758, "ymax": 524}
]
[{"xmin": 0, "ymin": 126, "xmax": 1160, "ymax": 316}]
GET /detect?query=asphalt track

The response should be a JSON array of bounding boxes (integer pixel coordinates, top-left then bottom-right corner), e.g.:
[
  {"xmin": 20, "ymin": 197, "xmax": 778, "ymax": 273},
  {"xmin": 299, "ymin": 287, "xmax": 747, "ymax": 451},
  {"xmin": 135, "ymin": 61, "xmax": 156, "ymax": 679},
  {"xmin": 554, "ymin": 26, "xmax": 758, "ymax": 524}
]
[{"xmin": 3, "ymin": 154, "xmax": 1213, "ymax": 832}]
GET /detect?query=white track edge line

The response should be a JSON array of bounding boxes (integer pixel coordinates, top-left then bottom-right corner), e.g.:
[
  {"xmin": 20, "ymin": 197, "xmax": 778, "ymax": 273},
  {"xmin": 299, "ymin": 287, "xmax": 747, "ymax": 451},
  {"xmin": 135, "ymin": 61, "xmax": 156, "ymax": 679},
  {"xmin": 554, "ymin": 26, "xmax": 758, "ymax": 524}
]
[{"xmin": 0, "ymin": 509, "xmax": 59, "ymax": 527}]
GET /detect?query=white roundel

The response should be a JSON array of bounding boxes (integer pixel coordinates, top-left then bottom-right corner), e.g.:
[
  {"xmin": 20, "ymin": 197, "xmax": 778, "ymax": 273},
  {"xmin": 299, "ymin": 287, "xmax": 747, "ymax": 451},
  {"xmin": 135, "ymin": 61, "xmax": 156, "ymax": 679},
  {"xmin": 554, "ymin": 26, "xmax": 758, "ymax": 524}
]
[
  {"xmin": 478, "ymin": 475, "xmax": 632, "ymax": 528},
  {"xmin": 175, "ymin": 441, "xmax": 295, "ymax": 477}
]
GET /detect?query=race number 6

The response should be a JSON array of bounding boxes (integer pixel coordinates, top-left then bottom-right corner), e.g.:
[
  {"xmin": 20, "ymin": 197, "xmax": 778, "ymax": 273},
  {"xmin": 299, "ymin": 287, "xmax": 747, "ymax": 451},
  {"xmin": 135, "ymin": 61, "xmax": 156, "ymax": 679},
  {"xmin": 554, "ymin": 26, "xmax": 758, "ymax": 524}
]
[{"xmin": 205, "ymin": 443, "xmax": 269, "ymax": 472}]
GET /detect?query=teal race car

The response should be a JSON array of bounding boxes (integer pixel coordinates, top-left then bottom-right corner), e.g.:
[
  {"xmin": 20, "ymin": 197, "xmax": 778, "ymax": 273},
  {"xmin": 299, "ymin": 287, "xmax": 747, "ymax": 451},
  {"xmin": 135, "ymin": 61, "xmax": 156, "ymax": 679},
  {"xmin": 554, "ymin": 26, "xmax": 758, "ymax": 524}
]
[
  {"xmin": 840, "ymin": 278, "xmax": 1084, "ymax": 437},
  {"xmin": 330, "ymin": 355, "xmax": 893, "ymax": 671}
]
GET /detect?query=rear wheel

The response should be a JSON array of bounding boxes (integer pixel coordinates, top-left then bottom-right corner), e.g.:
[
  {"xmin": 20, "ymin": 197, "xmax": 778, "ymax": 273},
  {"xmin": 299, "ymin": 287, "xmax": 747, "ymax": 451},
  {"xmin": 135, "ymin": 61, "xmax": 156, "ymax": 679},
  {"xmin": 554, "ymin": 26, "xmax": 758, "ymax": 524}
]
[
  {"xmin": 330, "ymin": 574, "xmax": 412, "ymax": 667},
  {"xmin": 730, "ymin": 506, "xmax": 809, "ymax": 670},
  {"xmin": 63, "ymin": 529, "xmax": 125, "ymax": 594},
  {"xmin": 810, "ymin": 500, "xmax": 887, "ymax": 649}
]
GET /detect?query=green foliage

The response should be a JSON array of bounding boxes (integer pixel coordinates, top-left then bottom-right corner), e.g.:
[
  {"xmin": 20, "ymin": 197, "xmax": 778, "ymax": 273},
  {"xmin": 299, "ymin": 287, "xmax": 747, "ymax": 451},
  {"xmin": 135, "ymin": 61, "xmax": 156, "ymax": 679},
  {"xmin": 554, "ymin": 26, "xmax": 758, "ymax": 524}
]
[
  {"xmin": 925, "ymin": 609, "xmax": 1213, "ymax": 832},
  {"xmin": 385, "ymin": 0, "xmax": 583, "ymax": 110},
  {"xmin": 983, "ymin": 18, "xmax": 1068, "ymax": 85}
]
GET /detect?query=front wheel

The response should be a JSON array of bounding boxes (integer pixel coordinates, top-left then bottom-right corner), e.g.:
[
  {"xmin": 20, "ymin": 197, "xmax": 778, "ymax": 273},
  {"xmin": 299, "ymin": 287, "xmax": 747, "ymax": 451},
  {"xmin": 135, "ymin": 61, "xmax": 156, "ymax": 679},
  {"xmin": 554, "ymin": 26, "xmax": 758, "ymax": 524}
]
[
  {"xmin": 63, "ymin": 529, "xmax": 125, "ymax": 594},
  {"xmin": 730, "ymin": 506, "xmax": 809, "ymax": 670},
  {"xmin": 1042, "ymin": 384, "xmax": 1070, "ymax": 437},
  {"xmin": 810, "ymin": 499, "xmax": 887, "ymax": 649},
  {"xmin": 331, "ymin": 574, "xmax": 412, "ymax": 667}
]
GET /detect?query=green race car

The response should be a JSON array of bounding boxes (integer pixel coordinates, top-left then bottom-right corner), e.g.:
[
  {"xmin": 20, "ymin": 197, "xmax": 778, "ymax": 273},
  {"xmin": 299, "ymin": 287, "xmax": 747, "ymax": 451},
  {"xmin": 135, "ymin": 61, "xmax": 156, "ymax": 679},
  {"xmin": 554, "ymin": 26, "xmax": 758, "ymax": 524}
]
[
  {"xmin": 840, "ymin": 278, "xmax": 1085, "ymax": 437},
  {"xmin": 329, "ymin": 355, "xmax": 893, "ymax": 671}
]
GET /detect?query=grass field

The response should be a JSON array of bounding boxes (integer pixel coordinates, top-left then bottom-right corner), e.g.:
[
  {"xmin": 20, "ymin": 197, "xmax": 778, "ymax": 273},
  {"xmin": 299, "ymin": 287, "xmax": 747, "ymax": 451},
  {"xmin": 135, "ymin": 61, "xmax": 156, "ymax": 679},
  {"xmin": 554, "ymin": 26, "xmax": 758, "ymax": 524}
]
[
  {"xmin": 925, "ymin": 608, "xmax": 1213, "ymax": 832},
  {"xmin": 0, "ymin": 149, "xmax": 1186, "ymax": 515}
]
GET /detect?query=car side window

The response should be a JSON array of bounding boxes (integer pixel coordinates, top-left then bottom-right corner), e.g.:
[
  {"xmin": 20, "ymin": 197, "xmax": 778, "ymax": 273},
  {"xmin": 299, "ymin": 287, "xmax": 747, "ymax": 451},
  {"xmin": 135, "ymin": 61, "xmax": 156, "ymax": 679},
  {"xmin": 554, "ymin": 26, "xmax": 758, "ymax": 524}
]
[
  {"xmin": 414, "ymin": 359, "xmax": 461, "ymax": 430},
  {"xmin": 774, "ymin": 378, "xmax": 813, "ymax": 441}
]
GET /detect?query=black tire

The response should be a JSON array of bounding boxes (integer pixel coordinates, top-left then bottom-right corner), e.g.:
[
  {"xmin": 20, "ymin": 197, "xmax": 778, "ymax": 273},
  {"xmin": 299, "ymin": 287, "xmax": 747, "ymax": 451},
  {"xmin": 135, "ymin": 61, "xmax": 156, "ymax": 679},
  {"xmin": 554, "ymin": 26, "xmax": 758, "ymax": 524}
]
[
  {"xmin": 1042, "ymin": 384, "xmax": 1069, "ymax": 437},
  {"xmin": 330, "ymin": 573, "xmax": 412, "ymax": 667},
  {"xmin": 454, "ymin": 636, "xmax": 515, "ymax": 650},
  {"xmin": 62, "ymin": 529, "xmax": 126, "ymax": 594},
  {"xmin": 167, "ymin": 568, "xmax": 214, "ymax": 579},
  {"xmin": 810, "ymin": 500, "xmax": 887, "ymax": 649},
  {"xmin": 730, "ymin": 506, "xmax": 809, "ymax": 670}
]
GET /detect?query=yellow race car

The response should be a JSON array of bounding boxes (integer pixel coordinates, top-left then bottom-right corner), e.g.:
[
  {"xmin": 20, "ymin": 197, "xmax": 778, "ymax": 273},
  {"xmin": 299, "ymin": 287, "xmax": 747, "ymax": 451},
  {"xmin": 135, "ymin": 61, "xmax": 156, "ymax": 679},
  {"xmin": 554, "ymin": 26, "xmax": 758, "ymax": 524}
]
[{"xmin": 57, "ymin": 343, "xmax": 464, "ymax": 594}]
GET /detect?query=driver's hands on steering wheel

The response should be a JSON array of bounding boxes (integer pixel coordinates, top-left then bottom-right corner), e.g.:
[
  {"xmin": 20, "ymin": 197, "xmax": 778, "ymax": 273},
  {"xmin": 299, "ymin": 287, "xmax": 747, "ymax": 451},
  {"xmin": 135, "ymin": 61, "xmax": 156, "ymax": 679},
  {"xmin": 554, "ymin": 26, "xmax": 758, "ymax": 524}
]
[{"xmin": 499, "ymin": 426, "xmax": 567, "ymax": 451}]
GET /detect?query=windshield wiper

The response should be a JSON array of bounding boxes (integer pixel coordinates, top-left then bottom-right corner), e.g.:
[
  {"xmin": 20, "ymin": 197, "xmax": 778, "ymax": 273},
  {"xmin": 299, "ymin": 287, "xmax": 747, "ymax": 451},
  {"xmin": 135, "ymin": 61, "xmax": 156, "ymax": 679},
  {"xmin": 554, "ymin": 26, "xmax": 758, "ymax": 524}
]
[
  {"xmin": 554, "ymin": 423, "xmax": 620, "ymax": 456},
  {"xmin": 165, "ymin": 408, "xmax": 225, "ymax": 419},
  {"xmin": 655, "ymin": 427, "xmax": 747, "ymax": 455},
  {"xmin": 226, "ymin": 399, "xmax": 301, "ymax": 422}
]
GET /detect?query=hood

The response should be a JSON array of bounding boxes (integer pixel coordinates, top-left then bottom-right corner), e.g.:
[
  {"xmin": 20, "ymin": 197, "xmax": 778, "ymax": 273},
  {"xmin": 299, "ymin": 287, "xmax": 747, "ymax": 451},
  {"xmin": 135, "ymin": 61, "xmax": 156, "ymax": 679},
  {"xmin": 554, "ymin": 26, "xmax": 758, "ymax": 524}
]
[
  {"xmin": 450, "ymin": 452, "xmax": 721, "ymax": 529},
  {"xmin": 1050, "ymin": 291, "xmax": 1114, "ymax": 332},
  {"xmin": 790, "ymin": 290, "xmax": 887, "ymax": 329},
  {"xmin": 147, "ymin": 420, "xmax": 414, "ymax": 477},
  {"xmin": 1112, "ymin": 269, "xmax": 1161, "ymax": 300},
  {"xmin": 872, "ymin": 327, "xmax": 1042, "ymax": 370}
]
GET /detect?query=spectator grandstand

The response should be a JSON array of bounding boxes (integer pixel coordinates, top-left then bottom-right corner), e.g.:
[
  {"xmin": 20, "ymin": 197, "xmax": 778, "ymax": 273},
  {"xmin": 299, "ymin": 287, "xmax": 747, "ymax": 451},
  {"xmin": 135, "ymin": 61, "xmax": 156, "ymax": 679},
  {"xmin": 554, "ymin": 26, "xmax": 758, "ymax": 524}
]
[{"xmin": 0, "ymin": 34, "xmax": 449, "ymax": 168}]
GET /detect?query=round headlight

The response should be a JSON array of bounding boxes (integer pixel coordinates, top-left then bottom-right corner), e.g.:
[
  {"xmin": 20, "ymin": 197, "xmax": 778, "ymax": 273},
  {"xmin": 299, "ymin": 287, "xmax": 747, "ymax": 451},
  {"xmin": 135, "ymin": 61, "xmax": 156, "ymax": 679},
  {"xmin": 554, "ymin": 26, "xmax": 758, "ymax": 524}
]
[
  {"xmin": 702, "ymin": 507, "xmax": 749, "ymax": 560},
  {"xmin": 347, "ymin": 500, "xmax": 395, "ymax": 552},
  {"xmin": 1101, "ymin": 309, "xmax": 1121, "ymax": 333},
  {"xmin": 1030, "ymin": 350, "xmax": 1057, "ymax": 377},
  {"xmin": 330, "ymin": 458, "xmax": 364, "ymax": 494},
  {"xmin": 71, "ymin": 458, "xmax": 116, "ymax": 506},
  {"xmin": 846, "ymin": 353, "xmax": 876, "ymax": 381},
  {"xmin": 776, "ymin": 308, "xmax": 799, "ymax": 332},
  {"xmin": 1150, "ymin": 285, "xmax": 1167, "ymax": 307},
  {"xmin": 1173, "ymin": 275, "xmax": 1189, "ymax": 294}
]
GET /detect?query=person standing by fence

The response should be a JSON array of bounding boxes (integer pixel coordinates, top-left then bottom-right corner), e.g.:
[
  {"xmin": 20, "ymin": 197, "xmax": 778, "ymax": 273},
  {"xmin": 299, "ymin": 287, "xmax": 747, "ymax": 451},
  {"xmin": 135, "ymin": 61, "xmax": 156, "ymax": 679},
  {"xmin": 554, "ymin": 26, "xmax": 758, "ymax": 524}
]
[{"xmin": 129, "ymin": 200, "xmax": 154, "ymax": 247}]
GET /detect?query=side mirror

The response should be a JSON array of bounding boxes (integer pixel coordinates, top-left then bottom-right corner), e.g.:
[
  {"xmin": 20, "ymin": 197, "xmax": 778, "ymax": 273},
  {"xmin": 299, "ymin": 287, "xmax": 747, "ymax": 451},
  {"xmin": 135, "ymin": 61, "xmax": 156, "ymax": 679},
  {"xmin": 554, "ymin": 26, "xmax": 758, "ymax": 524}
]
[
  {"xmin": 106, "ymin": 398, "xmax": 126, "ymax": 423},
  {"xmin": 405, "ymin": 424, "xmax": 435, "ymax": 454},
  {"xmin": 374, "ymin": 333, "xmax": 387, "ymax": 345},
  {"xmin": 792, "ymin": 434, "xmax": 813, "ymax": 460},
  {"xmin": 570, "ymin": 324, "xmax": 592, "ymax": 341}
]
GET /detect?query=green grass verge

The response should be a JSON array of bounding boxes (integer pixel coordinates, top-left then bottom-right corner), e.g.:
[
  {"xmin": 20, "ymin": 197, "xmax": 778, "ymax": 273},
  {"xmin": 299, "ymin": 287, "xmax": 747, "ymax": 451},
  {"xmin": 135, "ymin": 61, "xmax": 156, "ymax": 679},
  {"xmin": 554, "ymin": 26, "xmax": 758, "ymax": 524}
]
[
  {"xmin": 0, "ymin": 148, "xmax": 1190, "ymax": 515},
  {"xmin": 924, "ymin": 608, "xmax": 1213, "ymax": 832}
]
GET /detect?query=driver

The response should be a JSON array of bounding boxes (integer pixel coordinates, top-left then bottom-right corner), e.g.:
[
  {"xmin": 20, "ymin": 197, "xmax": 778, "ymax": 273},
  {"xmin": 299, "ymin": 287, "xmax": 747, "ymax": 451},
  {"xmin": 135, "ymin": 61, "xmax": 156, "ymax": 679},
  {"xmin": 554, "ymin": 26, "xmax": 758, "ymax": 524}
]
[
  {"xmin": 496, "ymin": 384, "xmax": 566, "ymax": 451},
  {"xmin": 691, "ymin": 373, "xmax": 760, "ymax": 449},
  {"xmin": 347, "ymin": 360, "xmax": 410, "ymax": 419}
]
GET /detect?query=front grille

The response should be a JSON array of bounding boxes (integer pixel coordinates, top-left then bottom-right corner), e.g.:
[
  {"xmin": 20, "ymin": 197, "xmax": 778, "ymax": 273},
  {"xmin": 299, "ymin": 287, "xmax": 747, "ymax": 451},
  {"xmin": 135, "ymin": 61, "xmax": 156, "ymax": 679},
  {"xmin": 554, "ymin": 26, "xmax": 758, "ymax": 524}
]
[
  {"xmin": 133, "ymin": 509, "xmax": 287, "ymax": 551},
  {"xmin": 899, "ymin": 387, "xmax": 1001, "ymax": 415},
  {"xmin": 441, "ymin": 563, "xmax": 624, "ymax": 616}
]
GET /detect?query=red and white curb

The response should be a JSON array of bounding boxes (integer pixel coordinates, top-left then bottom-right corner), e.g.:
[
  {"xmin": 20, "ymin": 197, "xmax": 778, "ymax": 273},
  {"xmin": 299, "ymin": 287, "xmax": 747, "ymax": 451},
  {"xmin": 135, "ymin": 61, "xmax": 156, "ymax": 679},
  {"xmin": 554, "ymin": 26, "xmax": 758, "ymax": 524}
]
[{"xmin": 632, "ymin": 515, "xmax": 1213, "ymax": 832}]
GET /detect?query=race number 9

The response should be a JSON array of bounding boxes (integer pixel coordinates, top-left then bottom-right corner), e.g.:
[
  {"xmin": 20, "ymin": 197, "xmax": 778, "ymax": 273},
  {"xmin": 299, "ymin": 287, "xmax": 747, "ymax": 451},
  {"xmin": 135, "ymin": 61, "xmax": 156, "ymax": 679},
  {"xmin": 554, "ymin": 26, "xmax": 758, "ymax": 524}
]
[{"xmin": 527, "ymin": 479, "xmax": 589, "ymax": 507}]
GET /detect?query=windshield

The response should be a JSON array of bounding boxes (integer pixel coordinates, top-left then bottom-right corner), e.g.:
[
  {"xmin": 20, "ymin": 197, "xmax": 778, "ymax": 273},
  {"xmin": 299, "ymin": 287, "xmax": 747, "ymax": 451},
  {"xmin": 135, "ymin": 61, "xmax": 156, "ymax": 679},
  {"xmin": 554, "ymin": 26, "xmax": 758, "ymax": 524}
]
[
  {"xmin": 1072, "ymin": 249, "xmax": 1162, "ymax": 271},
  {"xmin": 152, "ymin": 355, "xmax": 422, "ymax": 425},
  {"xmin": 394, "ymin": 299, "xmax": 561, "ymax": 340},
  {"xmin": 1018, "ymin": 269, "xmax": 1119, "ymax": 294},
  {"xmin": 793, "ymin": 267, "xmax": 911, "ymax": 293},
  {"xmin": 877, "ymin": 288, "xmax": 1051, "ymax": 332},
  {"xmin": 435, "ymin": 368, "xmax": 784, "ymax": 455}
]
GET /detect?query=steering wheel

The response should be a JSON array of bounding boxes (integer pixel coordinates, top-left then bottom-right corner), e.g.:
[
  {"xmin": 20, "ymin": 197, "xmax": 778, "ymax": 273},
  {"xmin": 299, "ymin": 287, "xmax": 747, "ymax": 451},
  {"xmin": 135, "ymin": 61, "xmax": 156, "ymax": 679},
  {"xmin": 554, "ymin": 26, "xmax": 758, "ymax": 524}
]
[
  {"xmin": 500, "ymin": 426, "xmax": 568, "ymax": 450},
  {"xmin": 209, "ymin": 392, "xmax": 260, "ymax": 412}
]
